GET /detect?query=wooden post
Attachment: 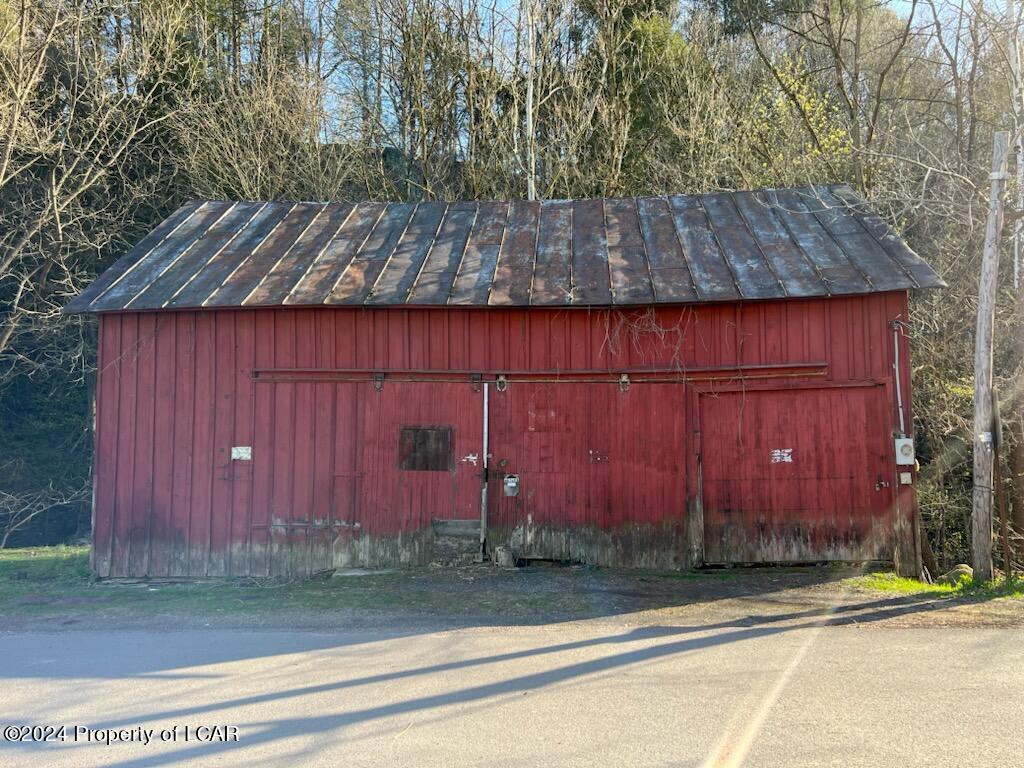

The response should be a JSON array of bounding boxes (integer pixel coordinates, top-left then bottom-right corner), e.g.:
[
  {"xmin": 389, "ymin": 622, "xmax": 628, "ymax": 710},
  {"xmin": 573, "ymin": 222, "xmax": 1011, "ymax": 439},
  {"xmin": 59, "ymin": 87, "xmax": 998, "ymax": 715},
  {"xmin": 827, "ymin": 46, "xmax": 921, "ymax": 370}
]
[
  {"xmin": 993, "ymin": 389, "xmax": 1013, "ymax": 579},
  {"xmin": 1009, "ymin": 0, "xmax": 1024, "ymax": 541},
  {"xmin": 972, "ymin": 131, "xmax": 1010, "ymax": 582}
]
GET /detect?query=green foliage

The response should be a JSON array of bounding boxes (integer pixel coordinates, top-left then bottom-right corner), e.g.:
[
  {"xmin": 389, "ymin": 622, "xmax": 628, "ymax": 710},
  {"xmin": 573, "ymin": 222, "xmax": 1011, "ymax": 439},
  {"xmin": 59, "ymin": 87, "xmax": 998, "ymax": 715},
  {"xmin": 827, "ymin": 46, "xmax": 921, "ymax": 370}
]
[
  {"xmin": 853, "ymin": 572, "xmax": 1024, "ymax": 600},
  {"xmin": 742, "ymin": 54, "xmax": 852, "ymax": 185}
]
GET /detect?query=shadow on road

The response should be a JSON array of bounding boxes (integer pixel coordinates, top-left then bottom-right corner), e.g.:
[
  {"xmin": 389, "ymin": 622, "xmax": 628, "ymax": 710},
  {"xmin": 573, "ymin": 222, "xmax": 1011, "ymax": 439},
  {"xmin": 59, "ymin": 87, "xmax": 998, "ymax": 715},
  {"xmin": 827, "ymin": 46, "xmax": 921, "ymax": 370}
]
[{"xmin": 0, "ymin": 583, "xmax": 973, "ymax": 767}]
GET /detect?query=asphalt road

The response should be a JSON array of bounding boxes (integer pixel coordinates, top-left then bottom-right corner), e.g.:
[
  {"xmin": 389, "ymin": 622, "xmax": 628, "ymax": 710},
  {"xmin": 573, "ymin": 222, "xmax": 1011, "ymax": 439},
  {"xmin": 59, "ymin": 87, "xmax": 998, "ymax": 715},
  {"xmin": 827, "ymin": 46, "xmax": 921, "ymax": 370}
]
[{"xmin": 1, "ymin": 620, "xmax": 1021, "ymax": 768}]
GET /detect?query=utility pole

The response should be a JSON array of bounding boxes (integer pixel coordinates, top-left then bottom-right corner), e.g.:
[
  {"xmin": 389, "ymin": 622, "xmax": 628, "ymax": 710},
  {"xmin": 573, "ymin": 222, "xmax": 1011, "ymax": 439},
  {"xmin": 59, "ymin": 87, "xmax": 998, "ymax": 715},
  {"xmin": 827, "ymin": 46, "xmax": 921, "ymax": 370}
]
[
  {"xmin": 1008, "ymin": 0, "xmax": 1024, "ymax": 535},
  {"xmin": 972, "ymin": 131, "xmax": 1010, "ymax": 582}
]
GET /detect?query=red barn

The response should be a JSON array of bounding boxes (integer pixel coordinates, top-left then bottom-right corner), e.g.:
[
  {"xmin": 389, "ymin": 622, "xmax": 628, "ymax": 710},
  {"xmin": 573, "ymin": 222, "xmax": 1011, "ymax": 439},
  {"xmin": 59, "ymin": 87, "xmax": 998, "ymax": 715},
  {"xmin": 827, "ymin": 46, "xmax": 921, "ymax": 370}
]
[{"xmin": 65, "ymin": 185, "xmax": 943, "ymax": 578}]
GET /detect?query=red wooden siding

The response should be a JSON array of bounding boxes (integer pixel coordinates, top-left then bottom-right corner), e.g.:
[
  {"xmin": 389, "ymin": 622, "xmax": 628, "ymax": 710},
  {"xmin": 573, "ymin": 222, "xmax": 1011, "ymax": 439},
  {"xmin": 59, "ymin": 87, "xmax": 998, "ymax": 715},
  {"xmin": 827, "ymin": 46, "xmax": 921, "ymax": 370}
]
[
  {"xmin": 487, "ymin": 382, "xmax": 689, "ymax": 568},
  {"xmin": 91, "ymin": 292, "xmax": 917, "ymax": 577},
  {"xmin": 700, "ymin": 386, "xmax": 896, "ymax": 563}
]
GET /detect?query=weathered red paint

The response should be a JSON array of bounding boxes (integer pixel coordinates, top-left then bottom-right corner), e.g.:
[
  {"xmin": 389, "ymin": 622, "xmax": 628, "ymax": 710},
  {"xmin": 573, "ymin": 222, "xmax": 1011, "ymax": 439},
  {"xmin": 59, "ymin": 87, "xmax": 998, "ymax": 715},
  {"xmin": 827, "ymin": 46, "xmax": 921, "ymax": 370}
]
[{"xmin": 91, "ymin": 292, "xmax": 917, "ymax": 577}]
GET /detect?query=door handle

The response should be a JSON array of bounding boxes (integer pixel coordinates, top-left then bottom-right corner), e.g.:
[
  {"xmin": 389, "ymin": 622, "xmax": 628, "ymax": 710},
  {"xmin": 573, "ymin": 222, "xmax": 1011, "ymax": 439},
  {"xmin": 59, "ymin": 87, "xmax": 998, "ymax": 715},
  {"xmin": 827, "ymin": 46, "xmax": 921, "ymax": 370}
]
[{"xmin": 875, "ymin": 476, "xmax": 889, "ymax": 491}]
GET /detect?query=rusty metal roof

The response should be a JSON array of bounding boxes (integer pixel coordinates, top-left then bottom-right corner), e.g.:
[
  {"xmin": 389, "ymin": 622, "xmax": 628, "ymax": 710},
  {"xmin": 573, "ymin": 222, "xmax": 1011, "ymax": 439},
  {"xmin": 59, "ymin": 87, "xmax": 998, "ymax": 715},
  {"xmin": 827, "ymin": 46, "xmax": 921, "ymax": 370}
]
[{"xmin": 64, "ymin": 184, "xmax": 944, "ymax": 314}]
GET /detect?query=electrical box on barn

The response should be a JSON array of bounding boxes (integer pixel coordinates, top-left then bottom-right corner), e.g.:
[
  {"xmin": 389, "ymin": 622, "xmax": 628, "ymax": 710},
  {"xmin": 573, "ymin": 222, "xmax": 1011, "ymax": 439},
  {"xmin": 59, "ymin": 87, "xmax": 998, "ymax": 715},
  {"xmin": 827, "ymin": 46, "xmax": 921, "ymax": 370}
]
[{"xmin": 894, "ymin": 438, "xmax": 915, "ymax": 466}]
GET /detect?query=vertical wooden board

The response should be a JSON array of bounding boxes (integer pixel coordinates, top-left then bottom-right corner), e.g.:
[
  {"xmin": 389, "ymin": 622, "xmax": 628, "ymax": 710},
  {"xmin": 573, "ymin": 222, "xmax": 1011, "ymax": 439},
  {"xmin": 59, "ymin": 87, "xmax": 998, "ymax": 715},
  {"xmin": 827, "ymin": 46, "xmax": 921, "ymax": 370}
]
[
  {"xmin": 249, "ymin": 312, "xmax": 276, "ymax": 575},
  {"xmin": 869, "ymin": 294, "xmax": 888, "ymax": 378},
  {"xmin": 316, "ymin": 308, "xmax": 337, "ymax": 369},
  {"xmin": 208, "ymin": 313, "xmax": 236, "ymax": 576},
  {"xmin": 271, "ymin": 312, "xmax": 297, "ymax": 538},
  {"xmin": 396, "ymin": 309, "xmax": 418, "ymax": 370},
  {"xmin": 527, "ymin": 312, "xmax": 549, "ymax": 371},
  {"xmin": 567, "ymin": 310, "xmax": 590, "ymax": 370},
  {"xmin": 546, "ymin": 310, "xmax": 568, "ymax": 371},
  {"xmin": 228, "ymin": 311, "xmax": 255, "ymax": 575},
  {"xmin": 571, "ymin": 199, "xmax": 612, "ymax": 305},
  {"xmin": 736, "ymin": 304, "xmax": 762, "ymax": 366},
  {"xmin": 269, "ymin": 382, "xmax": 295, "ymax": 579},
  {"xmin": 290, "ymin": 309, "xmax": 314, "ymax": 368},
  {"xmin": 187, "ymin": 312, "xmax": 217, "ymax": 576},
  {"xmin": 806, "ymin": 299, "xmax": 827, "ymax": 367},
  {"xmin": 92, "ymin": 316, "xmax": 122, "ymax": 577},
  {"xmin": 127, "ymin": 314, "xmax": 157, "ymax": 577},
  {"xmin": 292, "ymin": 381, "xmax": 317, "ymax": 525},
  {"xmin": 763, "ymin": 303, "xmax": 784, "ymax": 363},
  {"xmin": 354, "ymin": 383, "xmax": 386, "ymax": 536},
  {"xmin": 440, "ymin": 309, "xmax": 459, "ymax": 369},
  {"xmin": 149, "ymin": 315, "xmax": 178, "ymax": 577},
  {"xmin": 311, "ymin": 378, "xmax": 336, "ymax": 523},
  {"xmin": 380, "ymin": 309, "xmax": 403, "ymax": 369},
  {"xmin": 332, "ymin": 308, "xmax": 355, "ymax": 368},
  {"xmin": 472, "ymin": 310, "xmax": 493, "ymax": 370},
  {"xmin": 110, "ymin": 315, "xmax": 138, "ymax": 576},
  {"xmin": 168, "ymin": 314, "xmax": 196, "ymax": 577},
  {"xmin": 490, "ymin": 200, "xmax": 539, "ymax": 305},
  {"xmin": 585, "ymin": 386, "xmax": 612, "ymax": 532},
  {"xmin": 332, "ymin": 382, "xmax": 359, "ymax": 526},
  {"xmin": 288, "ymin": 203, "xmax": 383, "ymax": 304},
  {"xmin": 689, "ymin": 309, "xmax": 710, "ymax": 368},
  {"xmin": 668, "ymin": 196, "xmax": 739, "ymax": 300},
  {"xmin": 830, "ymin": 297, "xmax": 854, "ymax": 381}
]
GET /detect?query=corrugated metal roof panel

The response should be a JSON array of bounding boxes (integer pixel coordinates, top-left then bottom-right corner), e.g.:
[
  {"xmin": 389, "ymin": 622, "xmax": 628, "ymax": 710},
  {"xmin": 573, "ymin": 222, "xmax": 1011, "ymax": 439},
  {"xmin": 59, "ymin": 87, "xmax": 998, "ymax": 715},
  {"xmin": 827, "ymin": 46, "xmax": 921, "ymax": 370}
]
[{"xmin": 64, "ymin": 184, "xmax": 945, "ymax": 314}]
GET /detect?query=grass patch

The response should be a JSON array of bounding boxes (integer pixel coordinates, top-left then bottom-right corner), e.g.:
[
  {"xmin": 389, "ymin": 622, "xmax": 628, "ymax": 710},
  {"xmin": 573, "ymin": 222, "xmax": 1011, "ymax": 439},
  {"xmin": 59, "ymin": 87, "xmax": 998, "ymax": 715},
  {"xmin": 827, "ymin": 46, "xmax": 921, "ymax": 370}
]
[
  {"xmin": 852, "ymin": 571, "xmax": 1024, "ymax": 600},
  {"xmin": 0, "ymin": 545, "xmax": 91, "ymax": 590},
  {"xmin": 0, "ymin": 546, "xmax": 430, "ymax": 620}
]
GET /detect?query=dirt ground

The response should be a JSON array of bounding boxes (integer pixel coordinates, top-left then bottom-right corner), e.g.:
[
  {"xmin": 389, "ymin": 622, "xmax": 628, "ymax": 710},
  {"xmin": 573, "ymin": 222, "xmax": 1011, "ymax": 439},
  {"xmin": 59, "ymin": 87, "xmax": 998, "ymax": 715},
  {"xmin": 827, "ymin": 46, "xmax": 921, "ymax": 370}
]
[{"xmin": 4, "ymin": 559, "xmax": 1023, "ymax": 632}]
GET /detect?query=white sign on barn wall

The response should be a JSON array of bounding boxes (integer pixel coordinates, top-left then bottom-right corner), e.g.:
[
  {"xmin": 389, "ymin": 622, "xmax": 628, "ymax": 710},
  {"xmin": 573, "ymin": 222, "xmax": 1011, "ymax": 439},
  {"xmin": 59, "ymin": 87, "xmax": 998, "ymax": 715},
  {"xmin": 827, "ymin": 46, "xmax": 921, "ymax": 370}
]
[{"xmin": 770, "ymin": 448, "xmax": 793, "ymax": 463}]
